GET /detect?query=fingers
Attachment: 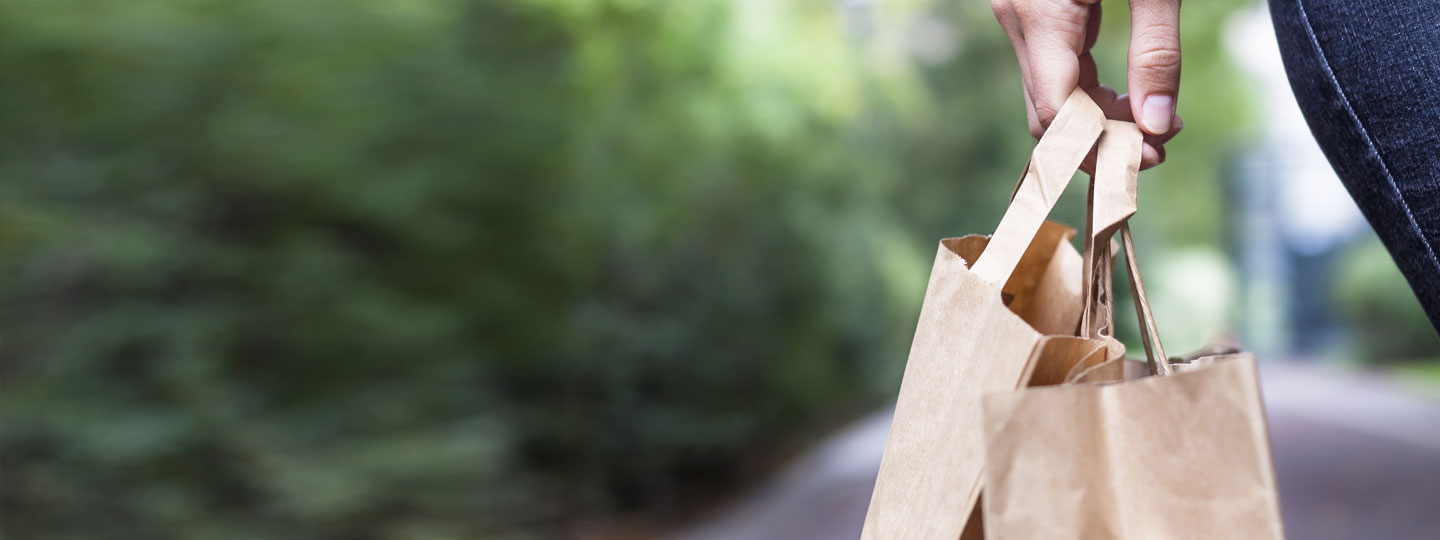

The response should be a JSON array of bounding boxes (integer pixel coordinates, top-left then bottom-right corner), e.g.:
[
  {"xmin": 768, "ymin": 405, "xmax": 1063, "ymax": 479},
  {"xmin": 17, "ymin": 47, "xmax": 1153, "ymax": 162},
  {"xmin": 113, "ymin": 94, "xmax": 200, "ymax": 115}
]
[
  {"xmin": 1109, "ymin": 93, "xmax": 1182, "ymax": 169},
  {"xmin": 1083, "ymin": 2, "xmax": 1102, "ymax": 52},
  {"xmin": 1127, "ymin": 0, "xmax": 1182, "ymax": 136},
  {"xmin": 1142, "ymin": 116, "xmax": 1182, "ymax": 169},
  {"xmin": 1017, "ymin": 0, "xmax": 1093, "ymax": 129},
  {"xmin": 993, "ymin": 0, "xmax": 1046, "ymax": 138},
  {"xmin": 1077, "ymin": 2, "xmax": 1102, "ymax": 92},
  {"xmin": 994, "ymin": 0, "xmax": 1183, "ymax": 170}
]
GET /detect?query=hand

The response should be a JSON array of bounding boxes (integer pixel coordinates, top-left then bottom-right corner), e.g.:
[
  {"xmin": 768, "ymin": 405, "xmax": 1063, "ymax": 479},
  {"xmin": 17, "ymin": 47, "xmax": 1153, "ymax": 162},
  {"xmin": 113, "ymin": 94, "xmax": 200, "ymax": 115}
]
[{"xmin": 992, "ymin": 0, "xmax": 1183, "ymax": 168}]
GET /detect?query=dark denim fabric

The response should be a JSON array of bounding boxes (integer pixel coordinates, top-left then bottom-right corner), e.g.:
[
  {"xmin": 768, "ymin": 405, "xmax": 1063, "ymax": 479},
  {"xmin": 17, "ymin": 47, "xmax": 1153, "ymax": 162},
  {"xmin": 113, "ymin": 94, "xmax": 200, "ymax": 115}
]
[{"xmin": 1270, "ymin": 0, "xmax": 1440, "ymax": 333}]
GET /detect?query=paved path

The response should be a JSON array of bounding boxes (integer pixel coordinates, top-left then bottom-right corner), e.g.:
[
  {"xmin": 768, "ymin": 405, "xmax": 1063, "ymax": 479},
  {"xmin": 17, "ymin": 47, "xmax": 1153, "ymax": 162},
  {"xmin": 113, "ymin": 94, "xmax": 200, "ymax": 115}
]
[
  {"xmin": 672, "ymin": 363, "xmax": 1440, "ymax": 540},
  {"xmin": 1262, "ymin": 364, "xmax": 1440, "ymax": 540}
]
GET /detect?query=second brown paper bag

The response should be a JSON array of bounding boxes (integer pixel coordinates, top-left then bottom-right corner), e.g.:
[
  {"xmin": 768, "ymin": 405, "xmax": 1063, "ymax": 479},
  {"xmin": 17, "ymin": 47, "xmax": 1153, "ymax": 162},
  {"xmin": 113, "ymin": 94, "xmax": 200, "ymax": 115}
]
[{"xmin": 978, "ymin": 120, "xmax": 1285, "ymax": 540}]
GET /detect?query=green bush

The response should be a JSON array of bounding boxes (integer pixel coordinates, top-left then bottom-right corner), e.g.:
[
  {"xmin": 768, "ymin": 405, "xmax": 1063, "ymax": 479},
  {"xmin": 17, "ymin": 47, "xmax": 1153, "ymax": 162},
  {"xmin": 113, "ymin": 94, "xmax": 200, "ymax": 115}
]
[
  {"xmin": 1333, "ymin": 236, "xmax": 1440, "ymax": 361},
  {"xmin": 1, "ymin": 2, "xmax": 929, "ymax": 537}
]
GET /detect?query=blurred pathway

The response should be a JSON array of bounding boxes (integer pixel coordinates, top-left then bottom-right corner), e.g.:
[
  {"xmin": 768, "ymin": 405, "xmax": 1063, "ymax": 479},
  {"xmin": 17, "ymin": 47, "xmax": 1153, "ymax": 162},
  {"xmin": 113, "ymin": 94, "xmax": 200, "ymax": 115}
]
[
  {"xmin": 671, "ymin": 363, "xmax": 1440, "ymax": 540},
  {"xmin": 1261, "ymin": 364, "xmax": 1440, "ymax": 540}
]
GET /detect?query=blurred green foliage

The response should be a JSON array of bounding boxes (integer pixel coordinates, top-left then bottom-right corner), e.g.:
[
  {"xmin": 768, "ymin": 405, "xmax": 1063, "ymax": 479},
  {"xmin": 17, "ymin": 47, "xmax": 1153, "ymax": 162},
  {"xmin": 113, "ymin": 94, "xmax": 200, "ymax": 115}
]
[
  {"xmin": 1334, "ymin": 236, "xmax": 1440, "ymax": 361},
  {"xmin": 2, "ymin": 0, "xmax": 1266, "ymax": 538}
]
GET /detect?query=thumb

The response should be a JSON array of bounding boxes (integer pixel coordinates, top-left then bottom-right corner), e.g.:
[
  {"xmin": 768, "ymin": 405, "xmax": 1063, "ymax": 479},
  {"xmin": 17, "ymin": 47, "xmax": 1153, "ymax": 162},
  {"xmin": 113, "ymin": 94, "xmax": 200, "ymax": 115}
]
[{"xmin": 1127, "ymin": 0, "xmax": 1181, "ymax": 136}]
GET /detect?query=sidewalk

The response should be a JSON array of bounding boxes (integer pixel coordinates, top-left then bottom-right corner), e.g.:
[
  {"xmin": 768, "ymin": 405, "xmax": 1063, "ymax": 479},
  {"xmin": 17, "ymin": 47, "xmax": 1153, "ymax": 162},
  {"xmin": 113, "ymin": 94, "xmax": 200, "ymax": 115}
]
[{"xmin": 672, "ymin": 362, "xmax": 1440, "ymax": 540}]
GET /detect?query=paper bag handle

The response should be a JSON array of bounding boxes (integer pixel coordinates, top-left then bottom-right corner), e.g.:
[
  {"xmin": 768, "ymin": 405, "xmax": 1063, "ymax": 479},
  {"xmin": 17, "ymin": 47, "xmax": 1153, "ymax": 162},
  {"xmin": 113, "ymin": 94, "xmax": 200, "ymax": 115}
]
[
  {"xmin": 970, "ymin": 89, "xmax": 1105, "ymax": 285},
  {"xmin": 1077, "ymin": 120, "xmax": 1172, "ymax": 375},
  {"xmin": 1078, "ymin": 121, "xmax": 1144, "ymax": 339},
  {"xmin": 1121, "ymin": 225, "xmax": 1173, "ymax": 375}
]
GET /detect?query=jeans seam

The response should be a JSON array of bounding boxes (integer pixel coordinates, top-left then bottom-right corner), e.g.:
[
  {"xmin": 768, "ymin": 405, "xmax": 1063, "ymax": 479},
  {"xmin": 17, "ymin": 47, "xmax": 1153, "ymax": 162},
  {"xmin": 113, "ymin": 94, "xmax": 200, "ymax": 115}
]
[{"xmin": 1295, "ymin": 0, "xmax": 1440, "ymax": 273}]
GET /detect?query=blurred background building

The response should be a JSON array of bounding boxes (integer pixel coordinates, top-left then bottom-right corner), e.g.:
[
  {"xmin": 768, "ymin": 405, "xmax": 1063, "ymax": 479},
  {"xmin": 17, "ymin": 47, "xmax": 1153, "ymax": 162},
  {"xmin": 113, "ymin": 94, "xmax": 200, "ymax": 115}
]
[{"xmin": 2, "ymin": 1, "xmax": 1435, "ymax": 539}]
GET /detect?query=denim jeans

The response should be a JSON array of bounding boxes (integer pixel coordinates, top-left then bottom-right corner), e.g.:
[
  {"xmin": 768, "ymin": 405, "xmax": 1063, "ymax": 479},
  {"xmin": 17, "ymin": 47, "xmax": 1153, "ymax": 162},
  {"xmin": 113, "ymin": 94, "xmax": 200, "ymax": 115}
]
[{"xmin": 1270, "ymin": 0, "xmax": 1440, "ymax": 333}]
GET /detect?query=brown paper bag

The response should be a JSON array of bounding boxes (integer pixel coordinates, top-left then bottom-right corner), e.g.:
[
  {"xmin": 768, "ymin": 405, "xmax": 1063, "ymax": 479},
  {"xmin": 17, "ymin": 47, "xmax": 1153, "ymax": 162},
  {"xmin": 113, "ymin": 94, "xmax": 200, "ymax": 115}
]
[
  {"xmin": 979, "ymin": 126, "xmax": 1285, "ymax": 540},
  {"xmin": 860, "ymin": 89, "xmax": 1113, "ymax": 540}
]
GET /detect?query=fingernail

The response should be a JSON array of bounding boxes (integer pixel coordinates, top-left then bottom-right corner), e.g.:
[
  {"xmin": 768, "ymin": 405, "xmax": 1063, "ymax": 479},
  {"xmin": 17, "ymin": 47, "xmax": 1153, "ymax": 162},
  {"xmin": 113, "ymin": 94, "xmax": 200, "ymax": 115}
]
[
  {"xmin": 1141, "ymin": 95, "xmax": 1174, "ymax": 134},
  {"xmin": 1158, "ymin": 117, "xmax": 1184, "ymax": 144}
]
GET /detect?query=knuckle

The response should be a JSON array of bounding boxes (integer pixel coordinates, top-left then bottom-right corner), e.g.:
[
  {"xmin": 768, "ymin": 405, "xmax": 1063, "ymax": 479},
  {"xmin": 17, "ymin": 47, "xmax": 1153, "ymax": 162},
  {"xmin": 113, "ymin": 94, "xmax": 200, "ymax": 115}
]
[
  {"xmin": 1034, "ymin": 102, "xmax": 1060, "ymax": 128},
  {"xmin": 991, "ymin": 0, "xmax": 1015, "ymax": 19},
  {"xmin": 1022, "ymin": 1, "xmax": 1088, "ymax": 32},
  {"xmin": 1132, "ymin": 45, "xmax": 1182, "ymax": 75}
]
